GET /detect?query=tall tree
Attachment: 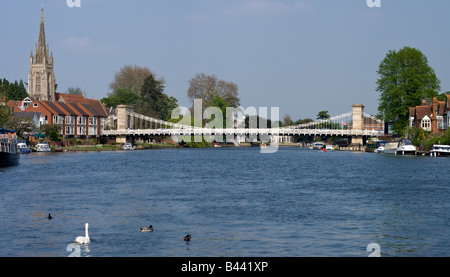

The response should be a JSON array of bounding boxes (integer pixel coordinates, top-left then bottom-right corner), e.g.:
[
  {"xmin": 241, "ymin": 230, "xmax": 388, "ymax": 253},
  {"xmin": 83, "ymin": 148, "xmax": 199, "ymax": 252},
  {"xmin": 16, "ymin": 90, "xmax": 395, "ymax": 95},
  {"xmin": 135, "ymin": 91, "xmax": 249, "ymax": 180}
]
[
  {"xmin": 282, "ymin": 114, "xmax": 294, "ymax": 127},
  {"xmin": 0, "ymin": 78, "xmax": 28, "ymax": 101},
  {"xmin": 109, "ymin": 64, "xmax": 164, "ymax": 95},
  {"xmin": 137, "ymin": 74, "xmax": 165, "ymax": 118},
  {"xmin": 0, "ymin": 105, "xmax": 11, "ymax": 127},
  {"xmin": 376, "ymin": 47, "xmax": 441, "ymax": 134},
  {"xmin": 187, "ymin": 73, "xmax": 240, "ymax": 111}
]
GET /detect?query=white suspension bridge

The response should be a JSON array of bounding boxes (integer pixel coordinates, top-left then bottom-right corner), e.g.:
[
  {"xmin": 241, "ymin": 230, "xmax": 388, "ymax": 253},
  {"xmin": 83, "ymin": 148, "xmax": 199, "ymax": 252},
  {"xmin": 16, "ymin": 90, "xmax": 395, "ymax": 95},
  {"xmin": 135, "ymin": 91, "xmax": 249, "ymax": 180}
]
[{"xmin": 102, "ymin": 104, "xmax": 385, "ymax": 144}]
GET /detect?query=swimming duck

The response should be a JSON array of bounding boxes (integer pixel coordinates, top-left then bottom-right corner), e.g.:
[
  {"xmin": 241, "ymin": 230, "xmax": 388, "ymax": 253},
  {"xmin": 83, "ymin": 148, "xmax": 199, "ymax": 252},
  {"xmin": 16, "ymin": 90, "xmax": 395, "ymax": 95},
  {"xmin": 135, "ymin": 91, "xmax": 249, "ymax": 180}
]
[
  {"xmin": 139, "ymin": 225, "xmax": 153, "ymax": 232},
  {"xmin": 183, "ymin": 234, "xmax": 191, "ymax": 242}
]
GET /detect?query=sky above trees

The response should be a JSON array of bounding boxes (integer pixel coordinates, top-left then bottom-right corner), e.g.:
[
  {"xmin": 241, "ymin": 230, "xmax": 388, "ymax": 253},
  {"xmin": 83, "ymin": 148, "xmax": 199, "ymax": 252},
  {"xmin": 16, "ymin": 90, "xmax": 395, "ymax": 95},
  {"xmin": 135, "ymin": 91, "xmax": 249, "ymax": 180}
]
[{"xmin": 1, "ymin": 0, "xmax": 450, "ymax": 121}]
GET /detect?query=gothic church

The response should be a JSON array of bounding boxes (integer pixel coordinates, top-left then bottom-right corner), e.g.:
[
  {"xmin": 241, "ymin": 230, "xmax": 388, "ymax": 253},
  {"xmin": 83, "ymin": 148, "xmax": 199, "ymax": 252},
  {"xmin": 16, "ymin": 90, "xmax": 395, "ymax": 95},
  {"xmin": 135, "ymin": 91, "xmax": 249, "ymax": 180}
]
[{"xmin": 27, "ymin": 9, "xmax": 55, "ymax": 101}]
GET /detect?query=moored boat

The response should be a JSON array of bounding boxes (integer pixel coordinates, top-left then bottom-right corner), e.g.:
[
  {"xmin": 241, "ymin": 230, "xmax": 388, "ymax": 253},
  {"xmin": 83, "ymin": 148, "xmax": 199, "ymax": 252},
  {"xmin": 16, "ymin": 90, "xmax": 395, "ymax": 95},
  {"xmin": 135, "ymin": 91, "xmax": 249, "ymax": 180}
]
[
  {"xmin": 310, "ymin": 142, "xmax": 324, "ymax": 150},
  {"xmin": 374, "ymin": 141, "xmax": 386, "ymax": 153},
  {"xmin": 0, "ymin": 129, "xmax": 20, "ymax": 167},
  {"xmin": 35, "ymin": 142, "xmax": 52, "ymax": 152},
  {"xmin": 429, "ymin": 145, "xmax": 450, "ymax": 157},
  {"xmin": 17, "ymin": 141, "xmax": 31, "ymax": 154},
  {"xmin": 395, "ymin": 139, "xmax": 416, "ymax": 155},
  {"xmin": 122, "ymin": 143, "xmax": 134, "ymax": 150}
]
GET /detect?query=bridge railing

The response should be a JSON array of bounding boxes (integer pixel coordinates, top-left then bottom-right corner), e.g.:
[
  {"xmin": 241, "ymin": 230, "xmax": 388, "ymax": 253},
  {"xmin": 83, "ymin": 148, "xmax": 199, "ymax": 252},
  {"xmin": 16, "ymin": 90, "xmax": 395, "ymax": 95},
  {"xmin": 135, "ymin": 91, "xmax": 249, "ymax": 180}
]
[{"xmin": 103, "ymin": 128, "xmax": 384, "ymax": 137}]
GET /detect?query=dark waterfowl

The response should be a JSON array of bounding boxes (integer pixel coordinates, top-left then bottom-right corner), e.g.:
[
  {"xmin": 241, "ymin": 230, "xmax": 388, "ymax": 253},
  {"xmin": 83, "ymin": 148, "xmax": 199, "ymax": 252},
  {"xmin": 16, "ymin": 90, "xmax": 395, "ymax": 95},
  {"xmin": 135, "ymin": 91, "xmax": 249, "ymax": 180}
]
[{"xmin": 139, "ymin": 225, "xmax": 153, "ymax": 232}]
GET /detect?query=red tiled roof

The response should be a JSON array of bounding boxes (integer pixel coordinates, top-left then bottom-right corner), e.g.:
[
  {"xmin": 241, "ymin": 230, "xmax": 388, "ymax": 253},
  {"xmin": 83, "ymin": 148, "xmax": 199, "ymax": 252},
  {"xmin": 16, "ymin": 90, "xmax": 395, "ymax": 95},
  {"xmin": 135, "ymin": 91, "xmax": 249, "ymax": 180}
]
[{"xmin": 414, "ymin": 106, "xmax": 432, "ymax": 120}]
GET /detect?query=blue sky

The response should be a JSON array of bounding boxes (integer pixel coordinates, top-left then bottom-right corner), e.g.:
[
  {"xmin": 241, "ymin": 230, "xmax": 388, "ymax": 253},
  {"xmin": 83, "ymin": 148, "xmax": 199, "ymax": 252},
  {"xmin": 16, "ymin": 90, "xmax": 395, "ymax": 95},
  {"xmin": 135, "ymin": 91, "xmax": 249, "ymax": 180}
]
[{"xmin": 1, "ymin": 0, "xmax": 450, "ymax": 121}]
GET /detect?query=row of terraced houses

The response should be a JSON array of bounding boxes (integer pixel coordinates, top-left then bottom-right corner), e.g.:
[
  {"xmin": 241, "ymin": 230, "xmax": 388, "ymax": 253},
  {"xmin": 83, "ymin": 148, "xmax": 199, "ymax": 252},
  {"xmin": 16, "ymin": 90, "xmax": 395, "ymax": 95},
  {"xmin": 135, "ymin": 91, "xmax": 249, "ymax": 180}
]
[{"xmin": 7, "ymin": 94, "xmax": 108, "ymax": 139}]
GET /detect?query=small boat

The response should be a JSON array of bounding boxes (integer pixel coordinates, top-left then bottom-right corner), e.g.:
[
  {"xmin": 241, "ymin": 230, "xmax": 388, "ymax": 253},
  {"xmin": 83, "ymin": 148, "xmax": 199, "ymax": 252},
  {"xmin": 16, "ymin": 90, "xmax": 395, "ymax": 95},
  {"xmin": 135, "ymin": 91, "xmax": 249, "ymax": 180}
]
[
  {"xmin": 430, "ymin": 145, "xmax": 450, "ymax": 157},
  {"xmin": 0, "ymin": 129, "xmax": 20, "ymax": 167},
  {"xmin": 325, "ymin": 145, "xmax": 335, "ymax": 151},
  {"xmin": 374, "ymin": 141, "xmax": 386, "ymax": 153},
  {"xmin": 395, "ymin": 139, "xmax": 416, "ymax": 155},
  {"xmin": 36, "ymin": 142, "xmax": 52, "ymax": 152},
  {"xmin": 260, "ymin": 142, "xmax": 267, "ymax": 149},
  {"xmin": 122, "ymin": 143, "xmax": 134, "ymax": 150},
  {"xmin": 310, "ymin": 142, "xmax": 324, "ymax": 150},
  {"xmin": 17, "ymin": 141, "xmax": 31, "ymax": 154},
  {"xmin": 213, "ymin": 142, "xmax": 221, "ymax": 148}
]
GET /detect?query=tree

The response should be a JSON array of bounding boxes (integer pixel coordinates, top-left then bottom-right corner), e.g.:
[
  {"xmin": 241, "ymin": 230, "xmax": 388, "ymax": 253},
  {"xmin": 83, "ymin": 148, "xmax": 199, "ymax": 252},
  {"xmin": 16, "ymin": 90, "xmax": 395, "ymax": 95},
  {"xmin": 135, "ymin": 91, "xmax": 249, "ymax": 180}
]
[
  {"xmin": 160, "ymin": 95, "xmax": 178, "ymax": 121},
  {"xmin": 39, "ymin": 124, "xmax": 61, "ymax": 142},
  {"xmin": 3, "ymin": 114, "xmax": 37, "ymax": 139},
  {"xmin": 0, "ymin": 105, "xmax": 11, "ymax": 127},
  {"xmin": 187, "ymin": 73, "xmax": 240, "ymax": 111},
  {"xmin": 316, "ymin": 111, "xmax": 330, "ymax": 120},
  {"xmin": 376, "ymin": 47, "xmax": 441, "ymax": 134},
  {"xmin": 136, "ymin": 74, "xmax": 166, "ymax": 118},
  {"xmin": 67, "ymin": 87, "xmax": 83, "ymax": 95},
  {"xmin": 103, "ymin": 65, "xmax": 179, "ymax": 121},
  {"xmin": 0, "ymin": 78, "xmax": 28, "ymax": 101},
  {"xmin": 282, "ymin": 114, "xmax": 294, "ymax": 127},
  {"xmin": 100, "ymin": 88, "xmax": 139, "ymax": 108},
  {"xmin": 109, "ymin": 64, "xmax": 163, "ymax": 94},
  {"xmin": 295, "ymin": 118, "xmax": 314, "ymax": 125}
]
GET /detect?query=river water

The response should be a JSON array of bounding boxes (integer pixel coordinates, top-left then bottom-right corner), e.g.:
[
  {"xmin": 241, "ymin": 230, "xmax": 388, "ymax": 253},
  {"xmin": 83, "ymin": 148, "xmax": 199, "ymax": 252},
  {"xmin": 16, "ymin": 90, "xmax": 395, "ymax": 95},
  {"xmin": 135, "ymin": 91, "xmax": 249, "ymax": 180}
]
[{"xmin": 0, "ymin": 147, "xmax": 449, "ymax": 257}]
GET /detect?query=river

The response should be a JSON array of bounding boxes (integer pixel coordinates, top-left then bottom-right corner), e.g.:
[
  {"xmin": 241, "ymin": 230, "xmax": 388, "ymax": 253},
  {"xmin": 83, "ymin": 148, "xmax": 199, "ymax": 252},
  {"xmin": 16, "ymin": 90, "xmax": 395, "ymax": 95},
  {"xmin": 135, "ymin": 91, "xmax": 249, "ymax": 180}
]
[{"xmin": 0, "ymin": 147, "xmax": 449, "ymax": 257}]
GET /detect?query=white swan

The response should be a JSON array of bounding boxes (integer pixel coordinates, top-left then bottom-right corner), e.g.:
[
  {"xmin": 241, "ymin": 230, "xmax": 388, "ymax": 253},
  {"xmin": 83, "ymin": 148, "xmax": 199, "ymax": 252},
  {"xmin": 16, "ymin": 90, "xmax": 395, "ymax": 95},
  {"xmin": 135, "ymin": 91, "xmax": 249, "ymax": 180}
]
[{"xmin": 75, "ymin": 223, "xmax": 90, "ymax": 244}]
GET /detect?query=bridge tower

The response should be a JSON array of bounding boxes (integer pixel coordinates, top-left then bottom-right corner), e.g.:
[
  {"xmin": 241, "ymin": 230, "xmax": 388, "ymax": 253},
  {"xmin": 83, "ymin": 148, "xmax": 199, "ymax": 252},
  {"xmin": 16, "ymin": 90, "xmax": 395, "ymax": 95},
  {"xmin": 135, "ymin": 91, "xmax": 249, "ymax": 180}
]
[
  {"xmin": 352, "ymin": 104, "xmax": 364, "ymax": 145},
  {"xmin": 116, "ymin": 105, "xmax": 134, "ymax": 143}
]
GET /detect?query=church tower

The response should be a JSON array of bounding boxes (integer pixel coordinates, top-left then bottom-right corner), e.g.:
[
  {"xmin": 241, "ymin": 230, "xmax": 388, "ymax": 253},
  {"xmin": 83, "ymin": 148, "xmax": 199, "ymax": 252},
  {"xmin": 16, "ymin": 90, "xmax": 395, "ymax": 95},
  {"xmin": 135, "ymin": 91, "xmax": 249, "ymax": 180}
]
[{"xmin": 28, "ymin": 8, "xmax": 55, "ymax": 101}]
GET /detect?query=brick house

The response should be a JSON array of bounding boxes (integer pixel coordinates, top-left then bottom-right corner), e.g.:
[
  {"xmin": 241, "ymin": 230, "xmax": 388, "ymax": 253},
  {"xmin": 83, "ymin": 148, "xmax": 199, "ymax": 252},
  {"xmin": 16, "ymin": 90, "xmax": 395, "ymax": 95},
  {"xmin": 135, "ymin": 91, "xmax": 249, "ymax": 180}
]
[
  {"xmin": 409, "ymin": 94, "xmax": 450, "ymax": 134},
  {"xmin": 7, "ymin": 93, "xmax": 108, "ymax": 139}
]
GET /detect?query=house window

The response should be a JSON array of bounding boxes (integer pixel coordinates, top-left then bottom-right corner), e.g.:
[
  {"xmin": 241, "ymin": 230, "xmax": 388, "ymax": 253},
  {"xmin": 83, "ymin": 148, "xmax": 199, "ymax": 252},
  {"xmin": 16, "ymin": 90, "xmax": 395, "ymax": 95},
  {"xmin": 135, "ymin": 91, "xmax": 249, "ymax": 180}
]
[
  {"xmin": 66, "ymin": 116, "xmax": 75, "ymax": 125},
  {"xmin": 33, "ymin": 103, "xmax": 38, "ymax": 108},
  {"xmin": 77, "ymin": 116, "xmax": 86, "ymax": 125},
  {"xmin": 53, "ymin": 115, "xmax": 63, "ymax": 124},
  {"xmin": 421, "ymin": 116, "xmax": 431, "ymax": 131},
  {"xmin": 77, "ymin": 126, "xmax": 86, "ymax": 135},
  {"xmin": 65, "ymin": 126, "xmax": 74, "ymax": 135},
  {"xmin": 89, "ymin": 117, "xmax": 97, "ymax": 125}
]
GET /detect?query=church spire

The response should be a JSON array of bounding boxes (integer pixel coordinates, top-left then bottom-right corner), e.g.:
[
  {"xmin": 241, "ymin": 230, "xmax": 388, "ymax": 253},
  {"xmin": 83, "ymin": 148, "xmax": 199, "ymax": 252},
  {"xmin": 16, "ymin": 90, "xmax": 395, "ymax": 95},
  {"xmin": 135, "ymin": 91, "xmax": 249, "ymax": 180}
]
[{"xmin": 36, "ymin": 8, "xmax": 47, "ymax": 64}]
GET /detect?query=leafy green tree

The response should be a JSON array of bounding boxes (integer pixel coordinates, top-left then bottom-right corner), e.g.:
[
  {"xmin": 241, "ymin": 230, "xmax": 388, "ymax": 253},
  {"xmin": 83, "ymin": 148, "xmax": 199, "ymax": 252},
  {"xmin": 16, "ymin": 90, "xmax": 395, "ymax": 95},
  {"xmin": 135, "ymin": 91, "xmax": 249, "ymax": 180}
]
[
  {"xmin": 136, "ymin": 74, "xmax": 166, "ymax": 118},
  {"xmin": 3, "ymin": 114, "xmax": 37, "ymax": 139},
  {"xmin": 39, "ymin": 124, "xmax": 61, "ymax": 142},
  {"xmin": 160, "ymin": 95, "xmax": 178, "ymax": 121},
  {"xmin": 0, "ymin": 105, "xmax": 11, "ymax": 127},
  {"xmin": 101, "ymin": 88, "xmax": 139, "ymax": 108},
  {"xmin": 376, "ymin": 47, "xmax": 441, "ymax": 134},
  {"xmin": 316, "ymin": 111, "xmax": 330, "ymax": 120},
  {"xmin": 0, "ymin": 78, "xmax": 28, "ymax": 101}
]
